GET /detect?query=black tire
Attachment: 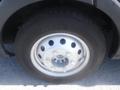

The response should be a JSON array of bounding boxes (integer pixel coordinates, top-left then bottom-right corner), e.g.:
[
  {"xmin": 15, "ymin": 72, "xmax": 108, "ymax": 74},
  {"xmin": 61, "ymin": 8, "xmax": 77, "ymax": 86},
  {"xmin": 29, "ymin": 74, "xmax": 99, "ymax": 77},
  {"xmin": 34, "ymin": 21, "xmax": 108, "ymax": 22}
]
[{"xmin": 15, "ymin": 7, "xmax": 106, "ymax": 83}]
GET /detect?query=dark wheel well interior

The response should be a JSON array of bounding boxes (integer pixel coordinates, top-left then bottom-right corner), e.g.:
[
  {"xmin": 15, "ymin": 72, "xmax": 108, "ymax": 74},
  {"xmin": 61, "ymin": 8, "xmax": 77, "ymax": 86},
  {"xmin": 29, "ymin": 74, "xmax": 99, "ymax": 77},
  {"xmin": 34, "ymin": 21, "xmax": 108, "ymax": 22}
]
[{"xmin": 1, "ymin": 0, "xmax": 119, "ymax": 58}]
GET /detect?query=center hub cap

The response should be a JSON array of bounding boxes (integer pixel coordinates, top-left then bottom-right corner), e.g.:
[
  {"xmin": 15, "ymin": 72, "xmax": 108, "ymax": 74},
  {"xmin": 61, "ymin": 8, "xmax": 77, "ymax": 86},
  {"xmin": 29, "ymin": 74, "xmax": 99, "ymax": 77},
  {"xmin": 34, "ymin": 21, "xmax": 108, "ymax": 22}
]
[{"xmin": 52, "ymin": 55, "xmax": 69, "ymax": 67}]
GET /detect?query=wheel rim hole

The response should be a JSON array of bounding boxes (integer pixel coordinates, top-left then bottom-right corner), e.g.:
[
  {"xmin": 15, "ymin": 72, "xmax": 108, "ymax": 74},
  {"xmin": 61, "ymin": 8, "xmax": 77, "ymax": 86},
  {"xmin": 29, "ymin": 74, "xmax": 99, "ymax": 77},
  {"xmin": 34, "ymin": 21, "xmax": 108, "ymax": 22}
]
[
  {"xmin": 60, "ymin": 39, "xmax": 66, "ymax": 45},
  {"xmin": 49, "ymin": 40, "xmax": 54, "ymax": 46},
  {"xmin": 78, "ymin": 49, "xmax": 81, "ymax": 55},
  {"xmin": 71, "ymin": 42, "xmax": 76, "ymax": 48},
  {"xmin": 38, "ymin": 54, "xmax": 42, "ymax": 59},
  {"xmin": 41, "ymin": 46, "xmax": 45, "ymax": 51}
]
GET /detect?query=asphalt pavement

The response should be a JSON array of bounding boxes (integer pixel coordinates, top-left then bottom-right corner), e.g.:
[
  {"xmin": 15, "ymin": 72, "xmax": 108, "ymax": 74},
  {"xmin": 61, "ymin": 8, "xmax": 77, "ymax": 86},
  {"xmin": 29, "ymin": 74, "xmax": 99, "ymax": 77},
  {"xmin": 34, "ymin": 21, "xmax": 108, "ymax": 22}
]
[{"xmin": 0, "ymin": 57, "xmax": 120, "ymax": 86}]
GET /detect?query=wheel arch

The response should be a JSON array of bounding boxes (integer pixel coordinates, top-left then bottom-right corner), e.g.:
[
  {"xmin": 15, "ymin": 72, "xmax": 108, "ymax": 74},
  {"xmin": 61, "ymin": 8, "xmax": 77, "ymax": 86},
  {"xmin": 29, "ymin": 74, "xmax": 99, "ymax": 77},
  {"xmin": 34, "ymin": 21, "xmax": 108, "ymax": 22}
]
[{"xmin": 1, "ymin": 0, "xmax": 119, "ymax": 58}]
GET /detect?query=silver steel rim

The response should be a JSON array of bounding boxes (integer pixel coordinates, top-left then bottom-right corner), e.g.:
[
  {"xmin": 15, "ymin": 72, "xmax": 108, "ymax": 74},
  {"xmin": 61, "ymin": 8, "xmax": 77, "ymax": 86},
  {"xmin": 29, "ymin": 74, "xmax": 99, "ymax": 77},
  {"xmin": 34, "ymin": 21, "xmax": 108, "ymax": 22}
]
[{"xmin": 30, "ymin": 33, "xmax": 90, "ymax": 77}]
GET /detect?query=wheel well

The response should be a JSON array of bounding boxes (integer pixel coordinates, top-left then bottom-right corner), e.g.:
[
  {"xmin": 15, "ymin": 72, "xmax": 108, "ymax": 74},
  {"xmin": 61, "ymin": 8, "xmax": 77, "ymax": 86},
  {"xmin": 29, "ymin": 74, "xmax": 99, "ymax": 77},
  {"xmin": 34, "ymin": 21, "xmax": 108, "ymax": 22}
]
[{"xmin": 1, "ymin": 0, "xmax": 119, "ymax": 57}]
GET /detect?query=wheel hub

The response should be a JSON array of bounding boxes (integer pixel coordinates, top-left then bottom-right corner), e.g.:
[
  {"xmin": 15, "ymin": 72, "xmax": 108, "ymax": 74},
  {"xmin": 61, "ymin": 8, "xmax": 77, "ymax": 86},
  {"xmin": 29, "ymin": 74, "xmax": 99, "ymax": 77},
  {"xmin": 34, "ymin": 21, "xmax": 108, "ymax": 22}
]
[{"xmin": 30, "ymin": 33, "xmax": 90, "ymax": 77}]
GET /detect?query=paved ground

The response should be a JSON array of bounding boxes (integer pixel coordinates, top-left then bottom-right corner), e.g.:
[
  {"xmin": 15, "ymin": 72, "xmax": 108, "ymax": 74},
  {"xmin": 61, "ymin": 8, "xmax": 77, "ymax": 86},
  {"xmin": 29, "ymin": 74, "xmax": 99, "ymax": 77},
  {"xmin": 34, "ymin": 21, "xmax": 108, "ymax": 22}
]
[
  {"xmin": 0, "ymin": 57, "xmax": 120, "ymax": 85},
  {"xmin": 0, "ymin": 57, "xmax": 120, "ymax": 89}
]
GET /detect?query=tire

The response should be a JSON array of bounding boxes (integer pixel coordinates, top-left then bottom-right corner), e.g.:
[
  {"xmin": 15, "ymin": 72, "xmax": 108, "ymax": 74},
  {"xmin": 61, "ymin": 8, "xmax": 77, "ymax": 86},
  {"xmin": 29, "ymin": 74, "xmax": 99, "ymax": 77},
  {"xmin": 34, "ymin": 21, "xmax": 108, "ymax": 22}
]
[{"xmin": 15, "ymin": 7, "xmax": 106, "ymax": 83}]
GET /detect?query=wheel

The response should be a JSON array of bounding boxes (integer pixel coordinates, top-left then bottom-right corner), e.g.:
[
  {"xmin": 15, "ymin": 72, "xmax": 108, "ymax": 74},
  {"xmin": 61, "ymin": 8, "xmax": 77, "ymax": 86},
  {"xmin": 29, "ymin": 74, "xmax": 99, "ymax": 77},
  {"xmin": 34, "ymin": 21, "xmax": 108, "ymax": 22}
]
[{"xmin": 15, "ymin": 7, "xmax": 106, "ymax": 83}]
